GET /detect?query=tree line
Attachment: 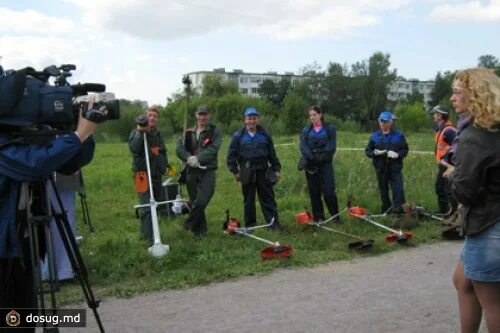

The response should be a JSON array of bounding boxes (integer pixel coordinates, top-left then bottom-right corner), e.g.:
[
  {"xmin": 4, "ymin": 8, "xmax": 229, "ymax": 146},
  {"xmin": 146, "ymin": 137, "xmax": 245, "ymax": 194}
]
[{"xmin": 94, "ymin": 53, "xmax": 500, "ymax": 142}]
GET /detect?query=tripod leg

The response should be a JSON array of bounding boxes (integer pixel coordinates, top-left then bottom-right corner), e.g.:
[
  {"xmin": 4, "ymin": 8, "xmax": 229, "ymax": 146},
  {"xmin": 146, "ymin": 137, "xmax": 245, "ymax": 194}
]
[
  {"xmin": 24, "ymin": 181, "xmax": 61, "ymax": 332},
  {"xmin": 49, "ymin": 178, "xmax": 105, "ymax": 333}
]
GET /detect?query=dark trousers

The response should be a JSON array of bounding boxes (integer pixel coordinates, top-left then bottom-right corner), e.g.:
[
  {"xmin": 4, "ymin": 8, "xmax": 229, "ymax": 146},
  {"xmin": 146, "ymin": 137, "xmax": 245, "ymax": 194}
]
[
  {"xmin": 305, "ymin": 163, "xmax": 339, "ymax": 221},
  {"xmin": 137, "ymin": 178, "xmax": 163, "ymax": 245},
  {"xmin": 1, "ymin": 241, "xmax": 36, "ymax": 332},
  {"xmin": 436, "ymin": 164, "xmax": 457, "ymax": 214},
  {"xmin": 376, "ymin": 167, "xmax": 405, "ymax": 213},
  {"xmin": 242, "ymin": 169, "xmax": 279, "ymax": 227},
  {"xmin": 184, "ymin": 168, "xmax": 216, "ymax": 236}
]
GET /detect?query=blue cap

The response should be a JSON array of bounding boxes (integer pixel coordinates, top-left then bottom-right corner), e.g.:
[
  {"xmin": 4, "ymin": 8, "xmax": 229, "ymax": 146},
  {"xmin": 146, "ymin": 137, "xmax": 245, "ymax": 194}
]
[
  {"xmin": 244, "ymin": 107, "xmax": 259, "ymax": 117},
  {"xmin": 379, "ymin": 111, "xmax": 395, "ymax": 121}
]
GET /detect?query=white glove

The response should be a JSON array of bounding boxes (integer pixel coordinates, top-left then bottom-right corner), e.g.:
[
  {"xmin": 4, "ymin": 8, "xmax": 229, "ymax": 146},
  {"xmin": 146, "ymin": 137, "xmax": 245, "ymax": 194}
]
[
  {"xmin": 387, "ymin": 150, "xmax": 399, "ymax": 159},
  {"xmin": 374, "ymin": 149, "xmax": 387, "ymax": 156},
  {"xmin": 187, "ymin": 155, "xmax": 199, "ymax": 167}
]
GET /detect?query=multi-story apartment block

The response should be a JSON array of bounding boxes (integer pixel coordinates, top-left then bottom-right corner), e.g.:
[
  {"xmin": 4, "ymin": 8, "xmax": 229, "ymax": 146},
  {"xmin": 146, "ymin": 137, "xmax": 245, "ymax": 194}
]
[
  {"xmin": 387, "ymin": 77, "xmax": 435, "ymax": 109},
  {"xmin": 185, "ymin": 68, "xmax": 304, "ymax": 97},
  {"xmin": 185, "ymin": 69, "xmax": 435, "ymax": 109}
]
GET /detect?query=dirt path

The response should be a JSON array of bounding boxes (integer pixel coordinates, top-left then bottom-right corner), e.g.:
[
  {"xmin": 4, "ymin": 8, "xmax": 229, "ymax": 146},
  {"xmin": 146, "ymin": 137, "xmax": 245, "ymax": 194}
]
[{"xmin": 71, "ymin": 241, "xmax": 487, "ymax": 333}]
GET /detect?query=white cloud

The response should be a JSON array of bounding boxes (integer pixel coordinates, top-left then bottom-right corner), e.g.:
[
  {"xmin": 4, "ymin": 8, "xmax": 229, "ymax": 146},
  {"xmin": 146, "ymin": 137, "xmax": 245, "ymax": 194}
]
[
  {"xmin": 177, "ymin": 56, "xmax": 190, "ymax": 64},
  {"xmin": 65, "ymin": 0, "xmax": 408, "ymax": 41},
  {"xmin": 428, "ymin": 0, "xmax": 500, "ymax": 22},
  {"xmin": 257, "ymin": 7, "xmax": 378, "ymax": 40},
  {"xmin": 135, "ymin": 53, "xmax": 153, "ymax": 62},
  {"xmin": 0, "ymin": 36, "xmax": 81, "ymax": 71},
  {"xmin": 0, "ymin": 7, "xmax": 74, "ymax": 35}
]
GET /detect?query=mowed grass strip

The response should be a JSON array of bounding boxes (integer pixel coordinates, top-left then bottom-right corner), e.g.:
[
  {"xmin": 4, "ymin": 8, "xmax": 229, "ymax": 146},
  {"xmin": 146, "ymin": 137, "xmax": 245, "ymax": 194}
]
[{"xmin": 59, "ymin": 131, "xmax": 444, "ymax": 304}]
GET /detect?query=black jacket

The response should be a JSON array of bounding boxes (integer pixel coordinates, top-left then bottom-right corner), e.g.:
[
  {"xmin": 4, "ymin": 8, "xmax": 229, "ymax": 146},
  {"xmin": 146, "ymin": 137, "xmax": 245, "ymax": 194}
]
[{"xmin": 450, "ymin": 125, "xmax": 500, "ymax": 235}]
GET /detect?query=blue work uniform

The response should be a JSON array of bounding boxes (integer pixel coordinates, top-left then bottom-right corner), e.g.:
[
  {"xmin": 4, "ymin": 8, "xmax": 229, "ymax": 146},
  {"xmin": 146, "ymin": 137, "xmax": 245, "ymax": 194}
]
[
  {"xmin": 227, "ymin": 126, "xmax": 281, "ymax": 228},
  {"xmin": 365, "ymin": 129, "xmax": 409, "ymax": 213},
  {"xmin": 300, "ymin": 123, "xmax": 339, "ymax": 221}
]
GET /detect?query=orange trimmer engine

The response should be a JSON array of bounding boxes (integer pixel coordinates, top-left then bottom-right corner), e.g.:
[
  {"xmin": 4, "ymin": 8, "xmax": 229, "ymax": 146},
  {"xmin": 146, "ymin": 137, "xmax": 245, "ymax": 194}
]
[{"xmin": 223, "ymin": 209, "xmax": 241, "ymax": 234}]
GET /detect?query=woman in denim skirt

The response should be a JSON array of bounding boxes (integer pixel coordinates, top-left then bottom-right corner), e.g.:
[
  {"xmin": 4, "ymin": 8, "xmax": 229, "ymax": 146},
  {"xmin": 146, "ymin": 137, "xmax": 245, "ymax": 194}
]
[{"xmin": 446, "ymin": 68, "xmax": 500, "ymax": 333}]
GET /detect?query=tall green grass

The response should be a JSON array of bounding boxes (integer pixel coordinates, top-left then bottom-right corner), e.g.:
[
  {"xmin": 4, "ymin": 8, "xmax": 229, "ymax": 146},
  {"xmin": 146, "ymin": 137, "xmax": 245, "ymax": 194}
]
[{"xmin": 59, "ymin": 131, "xmax": 443, "ymax": 303}]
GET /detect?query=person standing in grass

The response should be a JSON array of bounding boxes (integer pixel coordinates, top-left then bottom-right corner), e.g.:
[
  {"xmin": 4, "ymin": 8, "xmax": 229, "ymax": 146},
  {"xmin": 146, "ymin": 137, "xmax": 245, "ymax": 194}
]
[
  {"xmin": 129, "ymin": 106, "xmax": 169, "ymax": 245},
  {"xmin": 176, "ymin": 105, "xmax": 221, "ymax": 237},
  {"xmin": 445, "ymin": 68, "xmax": 500, "ymax": 333},
  {"xmin": 365, "ymin": 111, "xmax": 409, "ymax": 214},
  {"xmin": 227, "ymin": 107, "xmax": 282, "ymax": 229},
  {"xmin": 431, "ymin": 105, "xmax": 457, "ymax": 215},
  {"xmin": 299, "ymin": 105, "xmax": 340, "ymax": 222}
]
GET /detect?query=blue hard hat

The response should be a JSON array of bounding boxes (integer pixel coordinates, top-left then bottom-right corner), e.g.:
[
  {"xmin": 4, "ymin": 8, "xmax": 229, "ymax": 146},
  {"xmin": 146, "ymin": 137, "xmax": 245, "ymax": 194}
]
[
  {"xmin": 244, "ymin": 107, "xmax": 259, "ymax": 117},
  {"xmin": 379, "ymin": 111, "xmax": 395, "ymax": 121}
]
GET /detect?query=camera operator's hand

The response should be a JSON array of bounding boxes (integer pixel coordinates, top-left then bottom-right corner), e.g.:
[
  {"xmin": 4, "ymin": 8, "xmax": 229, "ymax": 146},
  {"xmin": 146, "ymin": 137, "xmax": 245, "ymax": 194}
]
[{"xmin": 75, "ymin": 110, "xmax": 97, "ymax": 143}]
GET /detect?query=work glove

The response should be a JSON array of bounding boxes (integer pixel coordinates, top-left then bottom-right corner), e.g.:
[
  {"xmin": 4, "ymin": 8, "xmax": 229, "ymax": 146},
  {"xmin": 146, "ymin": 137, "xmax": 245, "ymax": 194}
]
[
  {"xmin": 387, "ymin": 150, "xmax": 399, "ymax": 159},
  {"xmin": 187, "ymin": 155, "xmax": 199, "ymax": 167},
  {"xmin": 374, "ymin": 149, "xmax": 387, "ymax": 156}
]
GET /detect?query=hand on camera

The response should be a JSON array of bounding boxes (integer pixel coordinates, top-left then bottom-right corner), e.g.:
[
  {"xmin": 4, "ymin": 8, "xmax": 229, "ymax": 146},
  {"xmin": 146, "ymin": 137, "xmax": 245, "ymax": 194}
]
[{"xmin": 75, "ymin": 109, "xmax": 98, "ymax": 143}]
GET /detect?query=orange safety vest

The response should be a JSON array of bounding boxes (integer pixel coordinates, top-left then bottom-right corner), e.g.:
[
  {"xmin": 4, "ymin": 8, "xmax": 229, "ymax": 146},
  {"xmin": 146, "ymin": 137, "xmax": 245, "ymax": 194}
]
[{"xmin": 435, "ymin": 121, "xmax": 457, "ymax": 162}]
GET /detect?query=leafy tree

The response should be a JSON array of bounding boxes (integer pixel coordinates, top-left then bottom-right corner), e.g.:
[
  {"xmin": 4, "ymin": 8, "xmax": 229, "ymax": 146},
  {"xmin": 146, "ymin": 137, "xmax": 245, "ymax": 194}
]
[
  {"xmin": 430, "ymin": 71, "xmax": 455, "ymax": 106},
  {"xmin": 201, "ymin": 75, "xmax": 238, "ymax": 97},
  {"xmin": 363, "ymin": 52, "xmax": 397, "ymax": 124},
  {"xmin": 322, "ymin": 62, "xmax": 352, "ymax": 120},
  {"xmin": 406, "ymin": 91, "xmax": 424, "ymax": 104},
  {"xmin": 478, "ymin": 54, "xmax": 499, "ymax": 69},
  {"xmin": 258, "ymin": 77, "xmax": 291, "ymax": 107},
  {"xmin": 258, "ymin": 79, "xmax": 277, "ymax": 102},
  {"xmin": 282, "ymin": 92, "xmax": 309, "ymax": 133}
]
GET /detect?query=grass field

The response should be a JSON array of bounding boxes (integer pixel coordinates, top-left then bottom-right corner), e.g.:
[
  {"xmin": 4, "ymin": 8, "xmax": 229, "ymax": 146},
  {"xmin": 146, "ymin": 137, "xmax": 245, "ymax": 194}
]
[{"xmin": 59, "ymin": 131, "xmax": 443, "ymax": 304}]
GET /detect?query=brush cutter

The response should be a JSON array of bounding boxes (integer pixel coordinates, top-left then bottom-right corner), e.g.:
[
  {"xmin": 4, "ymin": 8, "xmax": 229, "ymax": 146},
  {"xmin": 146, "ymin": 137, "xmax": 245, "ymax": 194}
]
[
  {"xmin": 223, "ymin": 210, "xmax": 293, "ymax": 259},
  {"xmin": 295, "ymin": 208, "xmax": 374, "ymax": 250},
  {"xmin": 413, "ymin": 205, "xmax": 464, "ymax": 240},
  {"xmin": 132, "ymin": 132, "xmax": 187, "ymax": 258},
  {"xmin": 413, "ymin": 205, "xmax": 449, "ymax": 222},
  {"xmin": 348, "ymin": 206, "xmax": 413, "ymax": 244}
]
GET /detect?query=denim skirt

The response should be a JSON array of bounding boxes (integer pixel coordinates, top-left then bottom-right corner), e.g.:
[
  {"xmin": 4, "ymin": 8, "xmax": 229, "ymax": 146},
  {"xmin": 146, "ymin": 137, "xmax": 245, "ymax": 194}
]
[{"xmin": 460, "ymin": 221, "xmax": 500, "ymax": 282}]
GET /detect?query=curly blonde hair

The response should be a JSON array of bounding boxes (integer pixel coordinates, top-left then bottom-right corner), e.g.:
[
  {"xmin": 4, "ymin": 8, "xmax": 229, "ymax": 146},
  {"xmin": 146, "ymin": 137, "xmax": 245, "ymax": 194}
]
[{"xmin": 454, "ymin": 68, "xmax": 500, "ymax": 131}]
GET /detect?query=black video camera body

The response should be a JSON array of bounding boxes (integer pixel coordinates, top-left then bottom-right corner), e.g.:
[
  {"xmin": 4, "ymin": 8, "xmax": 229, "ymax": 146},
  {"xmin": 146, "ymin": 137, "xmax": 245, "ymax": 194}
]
[
  {"xmin": 0, "ymin": 64, "xmax": 119, "ymax": 129},
  {"xmin": 74, "ymin": 93, "xmax": 120, "ymax": 124}
]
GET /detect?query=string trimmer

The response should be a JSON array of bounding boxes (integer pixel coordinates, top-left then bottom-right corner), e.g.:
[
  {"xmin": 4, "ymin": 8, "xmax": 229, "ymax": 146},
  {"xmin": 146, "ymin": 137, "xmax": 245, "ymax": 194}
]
[
  {"xmin": 223, "ymin": 210, "xmax": 293, "ymax": 259},
  {"xmin": 413, "ymin": 205, "xmax": 450, "ymax": 222},
  {"xmin": 295, "ymin": 208, "xmax": 374, "ymax": 250},
  {"xmin": 348, "ymin": 206, "xmax": 413, "ymax": 244}
]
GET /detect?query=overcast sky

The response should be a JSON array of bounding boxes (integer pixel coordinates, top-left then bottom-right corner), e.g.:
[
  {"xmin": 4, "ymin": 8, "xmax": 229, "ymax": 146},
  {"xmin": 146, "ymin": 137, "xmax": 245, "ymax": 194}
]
[{"xmin": 1, "ymin": 0, "xmax": 499, "ymax": 106}]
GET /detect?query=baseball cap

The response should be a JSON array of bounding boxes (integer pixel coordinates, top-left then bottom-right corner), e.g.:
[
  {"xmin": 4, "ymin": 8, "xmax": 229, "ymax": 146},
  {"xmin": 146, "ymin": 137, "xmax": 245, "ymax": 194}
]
[
  {"xmin": 431, "ymin": 105, "xmax": 451, "ymax": 116},
  {"xmin": 195, "ymin": 104, "xmax": 211, "ymax": 115},
  {"xmin": 244, "ymin": 107, "xmax": 259, "ymax": 117},
  {"xmin": 379, "ymin": 111, "xmax": 395, "ymax": 122}
]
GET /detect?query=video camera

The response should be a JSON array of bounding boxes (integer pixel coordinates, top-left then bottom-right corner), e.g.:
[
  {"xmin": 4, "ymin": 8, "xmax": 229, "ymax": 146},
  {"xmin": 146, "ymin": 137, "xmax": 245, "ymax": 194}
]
[{"xmin": 0, "ymin": 64, "xmax": 119, "ymax": 129}]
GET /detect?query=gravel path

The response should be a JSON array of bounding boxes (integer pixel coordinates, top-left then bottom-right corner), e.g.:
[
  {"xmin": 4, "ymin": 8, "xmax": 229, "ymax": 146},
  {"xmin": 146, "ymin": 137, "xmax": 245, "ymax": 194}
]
[{"xmin": 71, "ymin": 241, "xmax": 487, "ymax": 333}]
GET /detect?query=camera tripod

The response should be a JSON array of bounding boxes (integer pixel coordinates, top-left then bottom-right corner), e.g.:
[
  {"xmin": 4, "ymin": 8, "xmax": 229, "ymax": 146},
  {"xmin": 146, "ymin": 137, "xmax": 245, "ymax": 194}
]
[{"xmin": 20, "ymin": 177, "xmax": 104, "ymax": 332}]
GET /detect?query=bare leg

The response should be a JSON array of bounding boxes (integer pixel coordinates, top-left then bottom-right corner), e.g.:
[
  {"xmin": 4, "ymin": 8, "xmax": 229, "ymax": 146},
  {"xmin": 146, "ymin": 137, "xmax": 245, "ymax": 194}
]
[
  {"xmin": 453, "ymin": 261, "xmax": 482, "ymax": 333},
  {"xmin": 471, "ymin": 281, "xmax": 500, "ymax": 333}
]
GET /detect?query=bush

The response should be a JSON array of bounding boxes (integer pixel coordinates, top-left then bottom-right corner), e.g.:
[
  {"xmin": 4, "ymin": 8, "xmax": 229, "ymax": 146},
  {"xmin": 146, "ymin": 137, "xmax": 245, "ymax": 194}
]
[
  {"xmin": 282, "ymin": 92, "xmax": 309, "ymax": 133},
  {"xmin": 394, "ymin": 101, "xmax": 433, "ymax": 132}
]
